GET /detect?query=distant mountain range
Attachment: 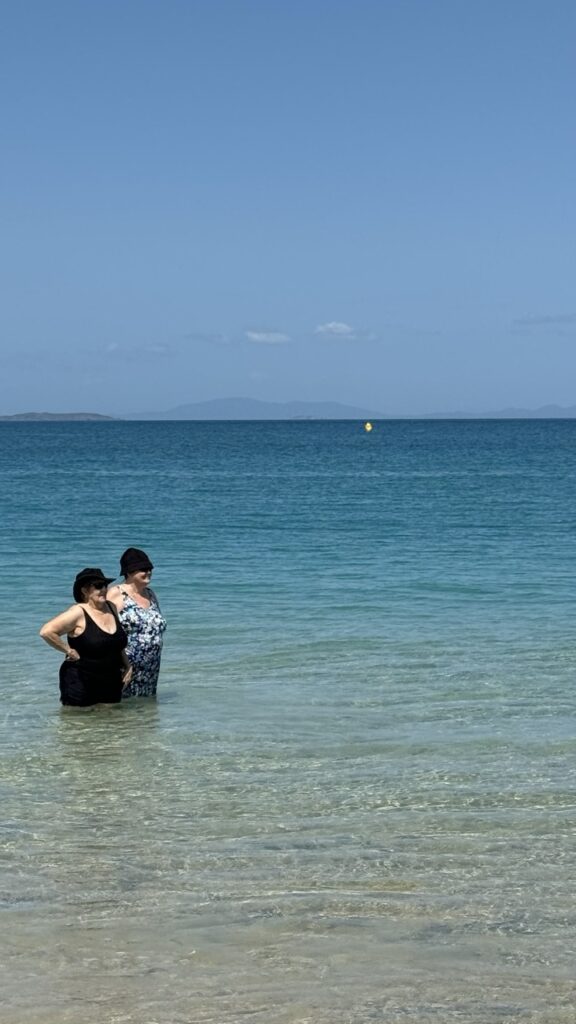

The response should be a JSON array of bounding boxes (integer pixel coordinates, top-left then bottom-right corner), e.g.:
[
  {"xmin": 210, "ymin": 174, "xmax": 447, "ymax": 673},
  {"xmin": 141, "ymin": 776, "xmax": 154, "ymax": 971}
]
[
  {"xmin": 423, "ymin": 404, "xmax": 576, "ymax": 419},
  {"xmin": 6, "ymin": 400, "xmax": 576, "ymax": 421},
  {"xmin": 124, "ymin": 398, "xmax": 384, "ymax": 420},
  {"xmin": 0, "ymin": 412, "xmax": 115, "ymax": 421},
  {"xmin": 125, "ymin": 399, "xmax": 576, "ymax": 420}
]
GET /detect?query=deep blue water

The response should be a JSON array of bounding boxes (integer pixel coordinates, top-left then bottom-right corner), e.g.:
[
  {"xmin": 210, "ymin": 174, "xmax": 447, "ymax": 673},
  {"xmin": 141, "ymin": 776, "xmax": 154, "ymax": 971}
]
[{"xmin": 1, "ymin": 420, "xmax": 576, "ymax": 1023}]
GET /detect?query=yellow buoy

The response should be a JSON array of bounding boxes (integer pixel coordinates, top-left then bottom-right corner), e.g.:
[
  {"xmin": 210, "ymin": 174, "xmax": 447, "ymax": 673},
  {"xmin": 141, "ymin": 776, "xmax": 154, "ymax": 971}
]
[{"xmin": 364, "ymin": 421, "xmax": 373, "ymax": 432}]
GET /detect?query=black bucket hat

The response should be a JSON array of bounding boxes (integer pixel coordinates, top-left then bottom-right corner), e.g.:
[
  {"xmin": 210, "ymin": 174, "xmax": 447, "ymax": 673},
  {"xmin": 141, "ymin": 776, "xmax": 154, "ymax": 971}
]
[
  {"xmin": 120, "ymin": 547, "xmax": 154, "ymax": 576},
  {"xmin": 73, "ymin": 568, "xmax": 115, "ymax": 603}
]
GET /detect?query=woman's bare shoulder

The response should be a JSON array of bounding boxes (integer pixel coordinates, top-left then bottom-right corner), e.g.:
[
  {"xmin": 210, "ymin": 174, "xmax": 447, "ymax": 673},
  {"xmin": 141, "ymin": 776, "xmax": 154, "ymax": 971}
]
[
  {"xmin": 106, "ymin": 584, "xmax": 125, "ymax": 608},
  {"xmin": 40, "ymin": 603, "xmax": 84, "ymax": 635}
]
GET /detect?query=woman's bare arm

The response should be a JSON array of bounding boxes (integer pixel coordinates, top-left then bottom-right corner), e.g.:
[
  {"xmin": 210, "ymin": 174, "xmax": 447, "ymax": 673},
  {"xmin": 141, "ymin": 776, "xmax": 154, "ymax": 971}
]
[
  {"xmin": 120, "ymin": 649, "xmax": 133, "ymax": 687},
  {"xmin": 39, "ymin": 605, "xmax": 84, "ymax": 659}
]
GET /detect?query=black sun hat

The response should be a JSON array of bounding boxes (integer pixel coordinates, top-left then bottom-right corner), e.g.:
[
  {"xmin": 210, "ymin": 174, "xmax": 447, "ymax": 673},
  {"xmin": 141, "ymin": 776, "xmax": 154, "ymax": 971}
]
[
  {"xmin": 73, "ymin": 568, "xmax": 115, "ymax": 603},
  {"xmin": 119, "ymin": 547, "xmax": 154, "ymax": 576}
]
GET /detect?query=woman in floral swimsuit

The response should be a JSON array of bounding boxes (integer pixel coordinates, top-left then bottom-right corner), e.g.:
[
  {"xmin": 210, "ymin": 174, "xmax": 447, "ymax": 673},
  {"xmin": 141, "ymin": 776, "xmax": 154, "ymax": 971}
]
[{"xmin": 108, "ymin": 548, "xmax": 167, "ymax": 698}]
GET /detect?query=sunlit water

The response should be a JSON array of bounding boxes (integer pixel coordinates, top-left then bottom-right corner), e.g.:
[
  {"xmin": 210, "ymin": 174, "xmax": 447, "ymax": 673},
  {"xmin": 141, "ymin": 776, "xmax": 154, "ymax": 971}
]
[{"xmin": 1, "ymin": 420, "xmax": 576, "ymax": 1023}]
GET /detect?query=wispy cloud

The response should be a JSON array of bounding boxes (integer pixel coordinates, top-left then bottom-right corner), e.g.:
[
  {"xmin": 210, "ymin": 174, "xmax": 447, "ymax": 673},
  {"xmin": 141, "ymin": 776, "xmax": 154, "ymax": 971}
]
[
  {"xmin": 512, "ymin": 313, "xmax": 576, "ymax": 328},
  {"xmin": 107, "ymin": 341, "xmax": 174, "ymax": 362},
  {"xmin": 140, "ymin": 342, "xmax": 169, "ymax": 356},
  {"xmin": 185, "ymin": 331, "xmax": 229, "ymax": 345},
  {"xmin": 315, "ymin": 321, "xmax": 357, "ymax": 338},
  {"xmin": 1, "ymin": 341, "xmax": 173, "ymax": 373},
  {"xmin": 314, "ymin": 321, "xmax": 376, "ymax": 341},
  {"xmin": 244, "ymin": 330, "xmax": 290, "ymax": 344}
]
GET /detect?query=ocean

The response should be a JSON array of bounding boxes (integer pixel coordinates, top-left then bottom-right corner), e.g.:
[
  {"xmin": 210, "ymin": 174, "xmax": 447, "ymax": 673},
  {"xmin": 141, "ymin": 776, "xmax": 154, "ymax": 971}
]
[{"xmin": 1, "ymin": 419, "xmax": 575, "ymax": 1023}]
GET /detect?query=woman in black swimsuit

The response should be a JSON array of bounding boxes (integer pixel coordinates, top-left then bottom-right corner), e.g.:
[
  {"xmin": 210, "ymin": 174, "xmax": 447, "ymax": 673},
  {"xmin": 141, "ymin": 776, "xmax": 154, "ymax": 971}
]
[{"xmin": 40, "ymin": 567, "xmax": 132, "ymax": 706}]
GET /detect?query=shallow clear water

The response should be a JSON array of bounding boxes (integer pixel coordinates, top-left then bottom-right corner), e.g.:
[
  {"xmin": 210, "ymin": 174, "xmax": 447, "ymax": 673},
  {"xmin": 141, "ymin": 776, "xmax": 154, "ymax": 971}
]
[{"xmin": 1, "ymin": 420, "xmax": 576, "ymax": 1022}]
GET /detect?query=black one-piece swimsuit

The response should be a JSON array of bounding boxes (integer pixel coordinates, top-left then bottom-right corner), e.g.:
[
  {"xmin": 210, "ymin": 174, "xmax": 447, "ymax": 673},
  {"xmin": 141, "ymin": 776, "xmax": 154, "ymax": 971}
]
[{"xmin": 59, "ymin": 603, "xmax": 127, "ymax": 707}]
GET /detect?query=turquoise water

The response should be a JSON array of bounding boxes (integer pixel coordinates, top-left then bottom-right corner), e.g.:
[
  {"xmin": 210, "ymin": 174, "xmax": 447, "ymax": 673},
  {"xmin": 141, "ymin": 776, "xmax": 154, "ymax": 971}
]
[{"xmin": 1, "ymin": 420, "xmax": 576, "ymax": 1023}]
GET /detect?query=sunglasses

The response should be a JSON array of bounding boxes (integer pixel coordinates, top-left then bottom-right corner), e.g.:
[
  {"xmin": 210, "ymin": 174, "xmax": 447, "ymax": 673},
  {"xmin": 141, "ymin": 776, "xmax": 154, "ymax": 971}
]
[{"xmin": 90, "ymin": 581, "xmax": 108, "ymax": 591}]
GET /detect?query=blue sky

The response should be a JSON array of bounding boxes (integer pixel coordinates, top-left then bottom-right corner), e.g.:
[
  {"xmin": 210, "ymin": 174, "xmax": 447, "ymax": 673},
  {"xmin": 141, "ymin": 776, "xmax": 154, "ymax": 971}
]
[{"xmin": 1, "ymin": 0, "xmax": 575, "ymax": 414}]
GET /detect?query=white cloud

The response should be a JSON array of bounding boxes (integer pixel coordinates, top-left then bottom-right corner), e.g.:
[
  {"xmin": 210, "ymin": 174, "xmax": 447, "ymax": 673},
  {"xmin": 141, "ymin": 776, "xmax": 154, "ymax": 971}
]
[
  {"xmin": 245, "ymin": 330, "xmax": 290, "ymax": 344},
  {"xmin": 315, "ymin": 321, "xmax": 357, "ymax": 338}
]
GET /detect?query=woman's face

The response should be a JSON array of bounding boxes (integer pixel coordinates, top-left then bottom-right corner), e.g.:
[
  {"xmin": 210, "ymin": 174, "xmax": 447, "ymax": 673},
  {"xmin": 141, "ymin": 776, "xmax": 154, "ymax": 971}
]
[
  {"xmin": 129, "ymin": 568, "xmax": 152, "ymax": 586},
  {"xmin": 83, "ymin": 582, "xmax": 107, "ymax": 604}
]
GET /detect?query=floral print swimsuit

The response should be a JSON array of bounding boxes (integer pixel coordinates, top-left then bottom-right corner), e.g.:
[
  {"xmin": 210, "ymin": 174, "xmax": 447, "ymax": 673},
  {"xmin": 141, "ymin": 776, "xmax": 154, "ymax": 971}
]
[{"xmin": 118, "ymin": 588, "xmax": 167, "ymax": 697}]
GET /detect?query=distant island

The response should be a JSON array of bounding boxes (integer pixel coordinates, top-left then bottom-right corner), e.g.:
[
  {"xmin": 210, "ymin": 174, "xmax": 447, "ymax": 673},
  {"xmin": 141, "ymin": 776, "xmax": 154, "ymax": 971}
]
[
  {"xmin": 125, "ymin": 398, "xmax": 576, "ymax": 420},
  {"xmin": 5, "ymin": 400, "xmax": 576, "ymax": 421},
  {"xmin": 422, "ymin": 404, "xmax": 576, "ymax": 419},
  {"xmin": 0, "ymin": 412, "xmax": 116, "ymax": 421},
  {"xmin": 124, "ymin": 398, "xmax": 383, "ymax": 420}
]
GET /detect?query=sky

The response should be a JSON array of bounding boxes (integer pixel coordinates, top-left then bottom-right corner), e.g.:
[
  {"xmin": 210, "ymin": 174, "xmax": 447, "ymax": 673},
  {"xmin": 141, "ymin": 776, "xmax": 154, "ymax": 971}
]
[{"xmin": 1, "ymin": 0, "xmax": 575, "ymax": 415}]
